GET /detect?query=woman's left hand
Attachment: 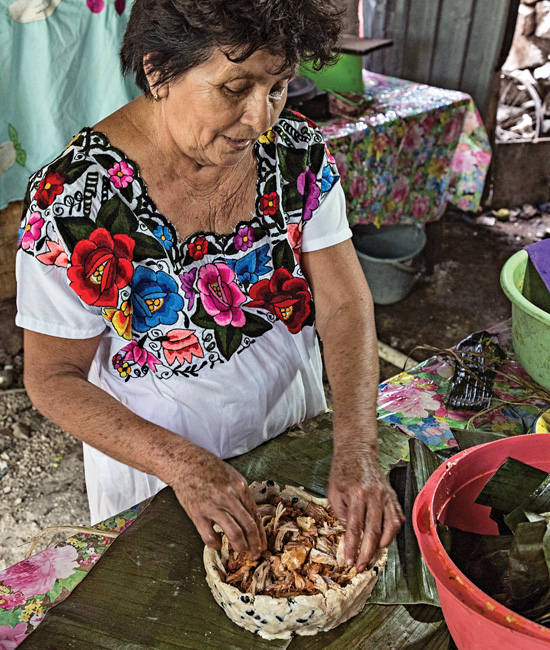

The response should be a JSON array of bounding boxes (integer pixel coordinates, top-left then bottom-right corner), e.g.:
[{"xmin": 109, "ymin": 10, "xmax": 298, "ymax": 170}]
[{"xmin": 327, "ymin": 444, "xmax": 404, "ymax": 572}]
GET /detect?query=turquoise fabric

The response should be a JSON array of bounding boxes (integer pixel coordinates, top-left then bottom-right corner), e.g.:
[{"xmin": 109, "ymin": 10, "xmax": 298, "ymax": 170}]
[{"xmin": 0, "ymin": 0, "xmax": 139, "ymax": 209}]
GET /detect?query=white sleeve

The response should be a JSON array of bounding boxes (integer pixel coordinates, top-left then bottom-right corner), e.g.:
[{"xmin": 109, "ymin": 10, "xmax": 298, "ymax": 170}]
[
  {"xmin": 16, "ymin": 251, "xmax": 106, "ymax": 339},
  {"xmin": 301, "ymin": 180, "xmax": 352, "ymax": 253}
]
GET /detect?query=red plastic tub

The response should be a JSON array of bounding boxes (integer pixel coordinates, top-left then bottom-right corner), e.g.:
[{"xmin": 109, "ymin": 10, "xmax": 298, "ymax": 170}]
[{"xmin": 413, "ymin": 434, "xmax": 550, "ymax": 650}]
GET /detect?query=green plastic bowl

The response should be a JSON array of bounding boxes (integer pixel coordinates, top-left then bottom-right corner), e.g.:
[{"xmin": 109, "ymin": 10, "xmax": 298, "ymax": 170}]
[{"xmin": 500, "ymin": 249, "xmax": 550, "ymax": 389}]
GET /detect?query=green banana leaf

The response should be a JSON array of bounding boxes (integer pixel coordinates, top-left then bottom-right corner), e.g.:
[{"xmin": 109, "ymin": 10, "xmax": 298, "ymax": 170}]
[
  {"xmin": 450, "ymin": 427, "xmax": 507, "ymax": 451},
  {"xmin": 370, "ymin": 439, "xmax": 441, "ymax": 607},
  {"xmin": 475, "ymin": 458, "xmax": 548, "ymax": 512},
  {"xmin": 20, "ymin": 414, "xmax": 449, "ymax": 649}
]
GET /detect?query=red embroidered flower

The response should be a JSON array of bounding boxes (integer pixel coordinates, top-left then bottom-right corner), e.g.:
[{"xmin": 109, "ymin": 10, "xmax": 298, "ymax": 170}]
[
  {"xmin": 34, "ymin": 171, "xmax": 66, "ymax": 209},
  {"xmin": 67, "ymin": 228, "xmax": 135, "ymax": 307},
  {"xmin": 259, "ymin": 192, "xmax": 280, "ymax": 216},
  {"xmin": 247, "ymin": 267, "xmax": 311, "ymax": 334},
  {"xmin": 188, "ymin": 236, "xmax": 209, "ymax": 260}
]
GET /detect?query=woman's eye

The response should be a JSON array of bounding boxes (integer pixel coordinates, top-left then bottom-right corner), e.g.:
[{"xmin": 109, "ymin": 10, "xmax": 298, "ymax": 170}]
[
  {"xmin": 223, "ymin": 85, "xmax": 248, "ymax": 96},
  {"xmin": 269, "ymin": 86, "xmax": 286, "ymax": 100}
]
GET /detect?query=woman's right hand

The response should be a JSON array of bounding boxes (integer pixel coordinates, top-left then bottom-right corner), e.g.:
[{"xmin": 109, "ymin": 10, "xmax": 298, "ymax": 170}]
[{"xmin": 170, "ymin": 445, "xmax": 266, "ymax": 559}]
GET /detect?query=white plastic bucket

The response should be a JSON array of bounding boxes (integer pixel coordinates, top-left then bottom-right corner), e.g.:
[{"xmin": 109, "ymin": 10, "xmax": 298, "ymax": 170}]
[{"xmin": 353, "ymin": 223, "xmax": 427, "ymax": 305}]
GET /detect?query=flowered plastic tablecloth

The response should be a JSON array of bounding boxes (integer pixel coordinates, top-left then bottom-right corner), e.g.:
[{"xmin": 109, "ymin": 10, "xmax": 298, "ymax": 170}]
[
  {"xmin": 2, "ymin": 321, "xmax": 546, "ymax": 647},
  {"xmin": 320, "ymin": 71, "xmax": 492, "ymax": 227}
]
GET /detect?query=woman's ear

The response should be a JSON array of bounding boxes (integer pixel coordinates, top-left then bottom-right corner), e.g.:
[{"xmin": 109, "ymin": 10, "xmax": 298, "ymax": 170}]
[{"xmin": 143, "ymin": 54, "xmax": 168, "ymax": 99}]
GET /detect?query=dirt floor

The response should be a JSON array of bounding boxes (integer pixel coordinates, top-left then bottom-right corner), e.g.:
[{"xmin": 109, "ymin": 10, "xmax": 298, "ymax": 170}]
[{"xmin": 0, "ymin": 204, "xmax": 548, "ymax": 571}]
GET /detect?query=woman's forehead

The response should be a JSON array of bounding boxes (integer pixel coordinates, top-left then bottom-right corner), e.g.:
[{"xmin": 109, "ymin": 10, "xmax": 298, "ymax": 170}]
[{"xmin": 208, "ymin": 48, "xmax": 294, "ymax": 80}]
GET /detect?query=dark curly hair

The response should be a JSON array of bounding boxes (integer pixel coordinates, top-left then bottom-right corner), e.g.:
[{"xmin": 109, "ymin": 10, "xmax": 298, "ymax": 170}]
[{"xmin": 120, "ymin": 0, "xmax": 343, "ymax": 96}]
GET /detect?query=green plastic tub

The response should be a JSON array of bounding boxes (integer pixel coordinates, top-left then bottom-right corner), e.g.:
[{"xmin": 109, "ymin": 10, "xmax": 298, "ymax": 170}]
[{"xmin": 500, "ymin": 249, "xmax": 550, "ymax": 389}]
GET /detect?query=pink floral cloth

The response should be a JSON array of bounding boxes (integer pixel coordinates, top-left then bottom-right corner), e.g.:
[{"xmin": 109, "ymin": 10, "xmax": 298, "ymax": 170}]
[
  {"xmin": 0, "ymin": 509, "xmax": 137, "ymax": 647},
  {"xmin": 377, "ymin": 321, "xmax": 545, "ymax": 450},
  {"xmin": 320, "ymin": 71, "xmax": 491, "ymax": 226}
]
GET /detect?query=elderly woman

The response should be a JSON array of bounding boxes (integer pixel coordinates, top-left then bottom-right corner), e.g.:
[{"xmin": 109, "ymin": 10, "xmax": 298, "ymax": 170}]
[{"xmin": 16, "ymin": 0, "xmax": 403, "ymax": 573}]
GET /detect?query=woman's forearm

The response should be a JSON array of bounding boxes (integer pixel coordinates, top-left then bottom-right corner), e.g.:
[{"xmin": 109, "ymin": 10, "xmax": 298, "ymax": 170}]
[
  {"xmin": 25, "ymin": 368, "xmax": 193, "ymax": 486},
  {"xmin": 320, "ymin": 293, "xmax": 380, "ymax": 451}
]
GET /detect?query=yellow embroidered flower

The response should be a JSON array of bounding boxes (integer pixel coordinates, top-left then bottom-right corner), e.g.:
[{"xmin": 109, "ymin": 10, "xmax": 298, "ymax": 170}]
[
  {"xmin": 103, "ymin": 300, "xmax": 133, "ymax": 340},
  {"xmin": 115, "ymin": 517, "xmax": 126, "ymax": 529},
  {"xmin": 258, "ymin": 129, "xmax": 275, "ymax": 144},
  {"xmin": 0, "ymin": 585, "xmax": 10, "ymax": 595}
]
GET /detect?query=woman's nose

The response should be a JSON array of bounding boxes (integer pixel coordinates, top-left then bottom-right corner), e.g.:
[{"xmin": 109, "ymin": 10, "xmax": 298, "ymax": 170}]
[{"xmin": 240, "ymin": 92, "xmax": 272, "ymax": 134}]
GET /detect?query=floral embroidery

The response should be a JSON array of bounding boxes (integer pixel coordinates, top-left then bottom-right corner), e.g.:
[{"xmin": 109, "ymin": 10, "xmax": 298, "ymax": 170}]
[
  {"xmin": 102, "ymin": 300, "xmax": 133, "ymax": 340},
  {"xmin": 286, "ymin": 223, "xmax": 303, "ymax": 264},
  {"xmin": 297, "ymin": 167, "xmax": 320, "ymax": 221},
  {"xmin": 233, "ymin": 225, "xmax": 254, "ymax": 251},
  {"xmin": 247, "ymin": 267, "xmax": 312, "ymax": 334},
  {"xmin": 112, "ymin": 353, "xmax": 132, "ymax": 379},
  {"xmin": 131, "ymin": 267, "xmax": 184, "ymax": 332},
  {"xmin": 108, "ymin": 161, "xmax": 134, "ymax": 189},
  {"xmin": 34, "ymin": 171, "xmax": 66, "ymax": 209},
  {"xmin": 67, "ymin": 228, "xmax": 135, "ymax": 307},
  {"xmin": 35, "ymin": 239, "xmax": 68, "ymax": 267},
  {"xmin": 153, "ymin": 225, "xmax": 174, "ymax": 251},
  {"xmin": 224, "ymin": 244, "xmax": 271, "ymax": 285},
  {"xmin": 21, "ymin": 112, "xmax": 333, "ymax": 382},
  {"xmin": 179, "ymin": 267, "xmax": 198, "ymax": 311},
  {"xmin": 259, "ymin": 192, "xmax": 280, "ymax": 216},
  {"xmin": 321, "ymin": 165, "xmax": 338, "ymax": 192},
  {"xmin": 188, "ymin": 236, "xmax": 208, "ymax": 260},
  {"xmin": 161, "ymin": 329, "xmax": 204, "ymax": 365},
  {"xmin": 197, "ymin": 263, "xmax": 246, "ymax": 327},
  {"xmin": 258, "ymin": 129, "xmax": 275, "ymax": 144},
  {"xmin": 120, "ymin": 340, "xmax": 162, "ymax": 372},
  {"xmin": 19, "ymin": 212, "xmax": 44, "ymax": 251}
]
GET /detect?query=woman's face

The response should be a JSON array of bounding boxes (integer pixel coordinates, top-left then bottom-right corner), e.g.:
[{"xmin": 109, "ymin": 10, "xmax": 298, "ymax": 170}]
[{"xmin": 153, "ymin": 48, "xmax": 293, "ymax": 168}]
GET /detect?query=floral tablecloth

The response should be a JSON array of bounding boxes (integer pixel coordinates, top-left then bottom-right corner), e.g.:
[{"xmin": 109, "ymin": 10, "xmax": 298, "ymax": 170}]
[
  {"xmin": 2, "ymin": 321, "xmax": 537, "ymax": 648},
  {"xmin": 320, "ymin": 71, "xmax": 492, "ymax": 227}
]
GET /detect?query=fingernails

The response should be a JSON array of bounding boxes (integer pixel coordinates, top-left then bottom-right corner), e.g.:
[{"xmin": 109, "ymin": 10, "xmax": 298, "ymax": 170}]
[
  {"xmin": 346, "ymin": 557, "xmax": 354, "ymax": 566},
  {"xmin": 357, "ymin": 563, "xmax": 366, "ymax": 572}
]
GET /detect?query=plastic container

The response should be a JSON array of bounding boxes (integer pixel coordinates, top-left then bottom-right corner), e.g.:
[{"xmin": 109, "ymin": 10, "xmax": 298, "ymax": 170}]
[
  {"xmin": 352, "ymin": 223, "xmax": 426, "ymax": 304},
  {"xmin": 501, "ymin": 249, "xmax": 550, "ymax": 389},
  {"xmin": 413, "ymin": 434, "xmax": 550, "ymax": 650}
]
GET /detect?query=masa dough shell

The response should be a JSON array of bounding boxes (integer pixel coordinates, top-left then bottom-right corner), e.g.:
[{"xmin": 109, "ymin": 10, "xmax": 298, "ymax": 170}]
[{"xmin": 203, "ymin": 484, "xmax": 387, "ymax": 640}]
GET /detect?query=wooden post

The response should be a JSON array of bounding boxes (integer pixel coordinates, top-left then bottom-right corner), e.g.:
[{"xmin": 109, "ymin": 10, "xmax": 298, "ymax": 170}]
[{"xmin": 0, "ymin": 201, "xmax": 23, "ymax": 301}]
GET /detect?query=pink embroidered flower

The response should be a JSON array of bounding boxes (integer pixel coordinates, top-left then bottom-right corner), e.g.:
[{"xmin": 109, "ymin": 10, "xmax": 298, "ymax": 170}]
[
  {"xmin": 390, "ymin": 176, "xmax": 410, "ymax": 203},
  {"xmin": 0, "ymin": 545, "xmax": 78, "ymax": 598},
  {"xmin": 324, "ymin": 142, "xmax": 335, "ymax": 164},
  {"xmin": 121, "ymin": 340, "xmax": 161, "ymax": 371},
  {"xmin": 19, "ymin": 212, "xmax": 44, "ymax": 251},
  {"xmin": 35, "ymin": 239, "xmax": 68, "ymax": 266},
  {"xmin": 86, "ymin": 0, "xmax": 104, "ymax": 12},
  {"xmin": 411, "ymin": 196, "xmax": 430, "ymax": 219},
  {"xmin": 161, "ymin": 329, "xmax": 204, "ymax": 365},
  {"xmin": 108, "ymin": 161, "xmax": 134, "ymax": 189},
  {"xmin": 197, "ymin": 263, "xmax": 246, "ymax": 327},
  {"xmin": 0, "ymin": 591, "xmax": 26, "ymax": 610},
  {"xmin": 0, "ymin": 622, "xmax": 28, "ymax": 650},
  {"xmin": 234, "ymin": 225, "xmax": 254, "ymax": 251},
  {"xmin": 287, "ymin": 222, "xmax": 303, "ymax": 264}
]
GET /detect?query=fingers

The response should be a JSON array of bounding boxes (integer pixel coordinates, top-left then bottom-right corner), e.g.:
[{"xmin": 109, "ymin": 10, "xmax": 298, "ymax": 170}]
[{"xmin": 339, "ymin": 486, "xmax": 404, "ymax": 572}]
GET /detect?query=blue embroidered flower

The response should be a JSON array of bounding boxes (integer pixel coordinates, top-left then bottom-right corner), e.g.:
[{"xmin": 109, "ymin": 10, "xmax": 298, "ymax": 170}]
[
  {"xmin": 321, "ymin": 164, "xmax": 338, "ymax": 192},
  {"xmin": 153, "ymin": 225, "xmax": 174, "ymax": 250},
  {"xmin": 224, "ymin": 244, "xmax": 271, "ymax": 284},
  {"xmin": 131, "ymin": 267, "xmax": 183, "ymax": 332}
]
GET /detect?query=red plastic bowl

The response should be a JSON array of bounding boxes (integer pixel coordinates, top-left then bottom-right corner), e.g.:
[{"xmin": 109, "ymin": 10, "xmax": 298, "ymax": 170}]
[{"xmin": 413, "ymin": 434, "xmax": 550, "ymax": 649}]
